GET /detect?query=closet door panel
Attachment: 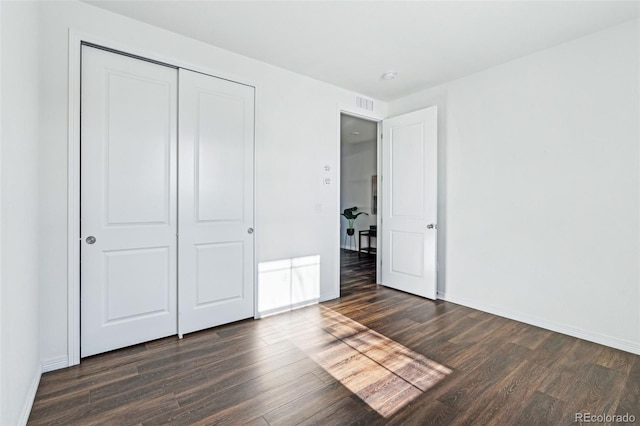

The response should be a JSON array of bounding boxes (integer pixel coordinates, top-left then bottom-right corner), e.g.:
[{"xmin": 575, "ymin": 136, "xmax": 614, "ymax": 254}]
[
  {"xmin": 81, "ymin": 46, "xmax": 178, "ymax": 357},
  {"xmin": 178, "ymin": 69, "xmax": 255, "ymax": 335}
]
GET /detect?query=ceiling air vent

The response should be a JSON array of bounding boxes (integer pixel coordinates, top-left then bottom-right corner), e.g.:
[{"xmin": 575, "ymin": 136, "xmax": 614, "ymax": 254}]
[{"xmin": 356, "ymin": 96, "xmax": 374, "ymax": 111}]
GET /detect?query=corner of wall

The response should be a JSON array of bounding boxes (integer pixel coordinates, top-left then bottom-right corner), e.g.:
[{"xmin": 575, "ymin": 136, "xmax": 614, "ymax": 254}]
[
  {"xmin": 18, "ymin": 365, "xmax": 41, "ymax": 425},
  {"xmin": 1, "ymin": 1, "xmax": 43, "ymax": 423}
]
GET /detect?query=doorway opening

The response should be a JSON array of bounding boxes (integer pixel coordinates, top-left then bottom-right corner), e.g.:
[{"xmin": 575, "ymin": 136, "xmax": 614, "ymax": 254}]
[{"xmin": 339, "ymin": 113, "xmax": 379, "ymax": 295}]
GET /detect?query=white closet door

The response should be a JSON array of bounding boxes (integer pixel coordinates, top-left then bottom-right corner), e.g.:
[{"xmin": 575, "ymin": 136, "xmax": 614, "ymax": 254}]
[
  {"xmin": 178, "ymin": 69, "xmax": 255, "ymax": 335},
  {"xmin": 81, "ymin": 46, "xmax": 178, "ymax": 357},
  {"xmin": 381, "ymin": 106, "xmax": 438, "ymax": 299}
]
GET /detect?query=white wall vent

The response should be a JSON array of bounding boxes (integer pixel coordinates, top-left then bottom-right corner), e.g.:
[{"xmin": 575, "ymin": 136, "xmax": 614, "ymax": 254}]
[{"xmin": 356, "ymin": 96, "xmax": 374, "ymax": 111}]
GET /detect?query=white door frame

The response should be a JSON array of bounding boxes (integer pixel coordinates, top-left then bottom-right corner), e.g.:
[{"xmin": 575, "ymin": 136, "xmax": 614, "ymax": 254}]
[
  {"xmin": 67, "ymin": 29, "xmax": 258, "ymax": 366},
  {"xmin": 336, "ymin": 105, "xmax": 384, "ymax": 293}
]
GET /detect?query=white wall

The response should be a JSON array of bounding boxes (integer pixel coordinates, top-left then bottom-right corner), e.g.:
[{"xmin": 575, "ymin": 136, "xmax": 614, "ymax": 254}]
[
  {"xmin": 340, "ymin": 140, "xmax": 377, "ymax": 250},
  {"xmin": 1, "ymin": 1, "xmax": 42, "ymax": 424},
  {"xmin": 390, "ymin": 20, "xmax": 640, "ymax": 353},
  {"xmin": 38, "ymin": 1, "xmax": 387, "ymax": 367}
]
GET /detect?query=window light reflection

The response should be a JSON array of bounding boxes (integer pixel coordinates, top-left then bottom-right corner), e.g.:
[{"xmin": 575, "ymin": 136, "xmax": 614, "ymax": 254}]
[{"xmin": 270, "ymin": 305, "xmax": 452, "ymax": 418}]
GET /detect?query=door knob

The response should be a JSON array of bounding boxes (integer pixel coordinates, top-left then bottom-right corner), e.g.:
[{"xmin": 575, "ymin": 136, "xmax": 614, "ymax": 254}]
[
  {"xmin": 247, "ymin": 228, "xmax": 254, "ymax": 234},
  {"xmin": 426, "ymin": 224, "xmax": 437, "ymax": 230},
  {"xmin": 86, "ymin": 236, "xmax": 96, "ymax": 244}
]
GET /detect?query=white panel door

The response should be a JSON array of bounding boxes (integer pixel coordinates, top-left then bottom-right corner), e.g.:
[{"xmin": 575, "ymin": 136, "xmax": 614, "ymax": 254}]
[
  {"xmin": 81, "ymin": 46, "xmax": 178, "ymax": 357},
  {"xmin": 381, "ymin": 107, "xmax": 438, "ymax": 299},
  {"xmin": 178, "ymin": 69, "xmax": 255, "ymax": 335}
]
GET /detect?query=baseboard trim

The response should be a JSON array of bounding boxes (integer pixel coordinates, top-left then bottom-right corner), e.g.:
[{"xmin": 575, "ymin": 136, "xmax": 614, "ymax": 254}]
[
  {"xmin": 437, "ymin": 291, "xmax": 640, "ymax": 356},
  {"xmin": 42, "ymin": 356, "xmax": 69, "ymax": 373},
  {"xmin": 255, "ymin": 291, "xmax": 340, "ymax": 319},
  {"xmin": 320, "ymin": 291, "xmax": 340, "ymax": 303},
  {"xmin": 19, "ymin": 365, "xmax": 41, "ymax": 426},
  {"xmin": 256, "ymin": 298, "xmax": 322, "ymax": 319}
]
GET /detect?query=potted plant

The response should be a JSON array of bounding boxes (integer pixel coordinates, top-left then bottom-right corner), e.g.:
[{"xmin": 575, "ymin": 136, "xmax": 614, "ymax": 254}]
[{"xmin": 341, "ymin": 206, "xmax": 368, "ymax": 236}]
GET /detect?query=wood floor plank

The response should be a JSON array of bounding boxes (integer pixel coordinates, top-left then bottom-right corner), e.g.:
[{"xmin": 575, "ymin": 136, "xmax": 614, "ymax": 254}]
[
  {"xmin": 434, "ymin": 343, "xmax": 530, "ymax": 419},
  {"xmin": 263, "ymin": 380, "xmax": 352, "ymax": 425},
  {"xmin": 615, "ymin": 356, "xmax": 640, "ymax": 418},
  {"xmin": 457, "ymin": 360, "xmax": 549, "ymax": 425},
  {"xmin": 27, "ymin": 390, "xmax": 90, "ymax": 425},
  {"xmin": 83, "ymin": 393, "xmax": 181, "ymax": 426},
  {"xmin": 525, "ymin": 332, "xmax": 577, "ymax": 369},
  {"xmin": 559, "ymin": 362, "xmax": 628, "ymax": 422},
  {"xmin": 537, "ymin": 338, "xmax": 603, "ymax": 400},
  {"xmin": 181, "ymin": 372, "xmax": 326, "ymax": 425},
  {"xmin": 511, "ymin": 324, "xmax": 553, "ymax": 350},
  {"xmin": 386, "ymin": 396, "xmax": 456, "ymax": 425},
  {"xmin": 174, "ymin": 352, "xmax": 317, "ymax": 408},
  {"xmin": 244, "ymin": 416, "xmax": 270, "ymax": 426},
  {"xmin": 86, "ymin": 341, "xmax": 301, "ymax": 410},
  {"xmin": 296, "ymin": 395, "xmax": 381, "ymax": 426},
  {"xmin": 28, "ymin": 249, "xmax": 640, "ymax": 425},
  {"xmin": 445, "ymin": 320, "xmax": 531, "ymax": 372},
  {"xmin": 596, "ymin": 345, "xmax": 637, "ymax": 375},
  {"xmin": 169, "ymin": 342, "xmax": 305, "ymax": 397},
  {"xmin": 448, "ymin": 314, "xmax": 510, "ymax": 346},
  {"xmin": 511, "ymin": 391, "xmax": 566, "ymax": 426},
  {"xmin": 33, "ymin": 363, "xmax": 139, "ymax": 401}
]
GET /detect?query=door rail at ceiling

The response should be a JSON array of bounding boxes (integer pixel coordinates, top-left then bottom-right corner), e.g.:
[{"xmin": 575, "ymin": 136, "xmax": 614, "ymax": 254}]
[{"xmin": 81, "ymin": 41, "xmax": 177, "ymax": 69}]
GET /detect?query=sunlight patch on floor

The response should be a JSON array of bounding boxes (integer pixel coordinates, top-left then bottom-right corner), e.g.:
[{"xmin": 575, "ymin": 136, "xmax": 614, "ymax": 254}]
[{"xmin": 274, "ymin": 305, "xmax": 452, "ymax": 418}]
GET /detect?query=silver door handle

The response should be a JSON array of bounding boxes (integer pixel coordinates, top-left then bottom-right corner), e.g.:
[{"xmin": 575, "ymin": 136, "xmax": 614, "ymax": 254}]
[
  {"xmin": 247, "ymin": 228, "xmax": 254, "ymax": 234},
  {"xmin": 426, "ymin": 224, "xmax": 437, "ymax": 230},
  {"xmin": 86, "ymin": 236, "xmax": 96, "ymax": 244}
]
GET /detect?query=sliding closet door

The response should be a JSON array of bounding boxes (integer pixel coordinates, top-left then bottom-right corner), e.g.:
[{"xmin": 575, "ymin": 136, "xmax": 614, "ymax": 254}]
[
  {"xmin": 81, "ymin": 46, "xmax": 178, "ymax": 357},
  {"xmin": 178, "ymin": 69, "xmax": 255, "ymax": 335}
]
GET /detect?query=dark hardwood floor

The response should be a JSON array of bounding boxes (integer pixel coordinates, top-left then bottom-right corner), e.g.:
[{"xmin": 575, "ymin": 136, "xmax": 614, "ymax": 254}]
[{"xmin": 29, "ymin": 249, "xmax": 639, "ymax": 425}]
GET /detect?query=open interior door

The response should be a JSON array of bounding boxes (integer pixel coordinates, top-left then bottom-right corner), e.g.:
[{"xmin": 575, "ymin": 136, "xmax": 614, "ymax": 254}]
[{"xmin": 380, "ymin": 106, "xmax": 438, "ymax": 299}]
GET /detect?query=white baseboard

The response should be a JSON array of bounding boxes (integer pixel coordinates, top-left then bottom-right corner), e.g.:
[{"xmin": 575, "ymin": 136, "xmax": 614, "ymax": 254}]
[
  {"xmin": 19, "ymin": 365, "xmax": 41, "ymax": 426},
  {"xmin": 255, "ymin": 291, "xmax": 340, "ymax": 319},
  {"xmin": 42, "ymin": 356, "xmax": 69, "ymax": 373},
  {"xmin": 437, "ymin": 291, "xmax": 640, "ymax": 356},
  {"xmin": 256, "ymin": 298, "xmax": 322, "ymax": 319},
  {"xmin": 320, "ymin": 291, "xmax": 340, "ymax": 302}
]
